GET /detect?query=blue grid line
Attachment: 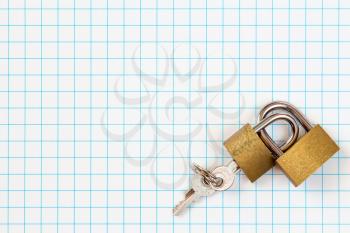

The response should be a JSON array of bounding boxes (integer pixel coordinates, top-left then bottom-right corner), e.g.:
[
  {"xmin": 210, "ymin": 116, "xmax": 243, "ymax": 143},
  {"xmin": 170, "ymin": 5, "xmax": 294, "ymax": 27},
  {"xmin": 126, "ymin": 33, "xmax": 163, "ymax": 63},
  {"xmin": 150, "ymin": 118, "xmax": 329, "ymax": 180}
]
[
  {"xmin": 24, "ymin": 0, "xmax": 27, "ymax": 232},
  {"xmin": 122, "ymin": 1, "xmax": 126, "ymax": 232},
  {"xmin": 2, "ymin": 1, "xmax": 350, "ymax": 233},
  {"xmin": 304, "ymin": 1, "xmax": 307, "ymax": 232},
  {"xmin": 238, "ymin": 1, "xmax": 241, "ymax": 232},
  {"xmin": 155, "ymin": 0, "xmax": 159, "ymax": 232},
  {"xmin": 2, "ymin": 172, "xmax": 350, "ymax": 177},
  {"xmin": 2, "ymin": 7, "xmax": 350, "ymax": 10},
  {"xmin": 106, "ymin": 1, "xmax": 109, "ymax": 232},
  {"xmin": 2, "ymin": 74, "xmax": 350, "ymax": 77},
  {"xmin": 288, "ymin": 0, "xmax": 291, "ymax": 232},
  {"xmin": 40, "ymin": 0, "xmax": 43, "ymax": 232},
  {"xmin": 73, "ymin": 0, "xmax": 76, "ymax": 232},
  {"xmin": 188, "ymin": 0, "xmax": 192, "ymax": 229},
  {"xmin": 56, "ymin": 0, "xmax": 60, "ymax": 232},
  {"xmin": 139, "ymin": 1, "xmax": 142, "ymax": 233},
  {"xmin": 89, "ymin": 1, "xmax": 92, "ymax": 232},
  {"xmin": 271, "ymin": 1, "xmax": 275, "ymax": 231},
  {"xmin": 7, "ymin": 0, "xmax": 9, "ymax": 232},
  {"xmin": 337, "ymin": 1, "xmax": 341, "ymax": 233},
  {"xmin": 2, "ymin": 222, "xmax": 350, "ymax": 226},
  {"xmin": 171, "ymin": 1, "xmax": 175, "ymax": 232},
  {"xmin": 205, "ymin": 0, "xmax": 208, "ymax": 232},
  {"xmin": 221, "ymin": 1, "xmax": 224, "ymax": 232},
  {"xmin": 254, "ymin": 0, "xmax": 258, "ymax": 232},
  {"xmin": 3, "ymin": 40, "xmax": 350, "ymax": 44},
  {"xmin": 321, "ymin": 1, "xmax": 324, "ymax": 232},
  {"xmin": 4, "ymin": 23, "xmax": 350, "ymax": 27}
]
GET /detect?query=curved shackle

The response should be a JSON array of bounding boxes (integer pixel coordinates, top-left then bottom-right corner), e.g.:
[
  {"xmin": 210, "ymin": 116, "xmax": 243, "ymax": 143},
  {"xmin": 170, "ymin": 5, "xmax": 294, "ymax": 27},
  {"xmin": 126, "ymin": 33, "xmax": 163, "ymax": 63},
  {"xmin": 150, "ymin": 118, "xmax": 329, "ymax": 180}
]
[
  {"xmin": 253, "ymin": 113, "xmax": 299, "ymax": 158},
  {"xmin": 258, "ymin": 101, "xmax": 313, "ymax": 157}
]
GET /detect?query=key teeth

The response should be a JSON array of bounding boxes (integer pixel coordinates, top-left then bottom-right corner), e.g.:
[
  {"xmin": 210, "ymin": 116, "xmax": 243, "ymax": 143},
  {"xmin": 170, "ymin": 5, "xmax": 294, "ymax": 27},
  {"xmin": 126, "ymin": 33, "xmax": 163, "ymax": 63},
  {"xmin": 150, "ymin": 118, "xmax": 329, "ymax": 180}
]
[
  {"xmin": 173, "ymin": 189, "xmax": 196, "ymax": 216},
  {"xmin": 173, "ymin": 199, "xmax": 192, "ymax": 216},
  {"xmin": 185, "ymin": 188, "xmax": 195, "ymax": 197},
  {"xmin": 172, "ymin": 207, "xmax": 180, "ymax": 216},
  {"xmin": 173, "ymin": 201, "xmax": 185, "ymax": 216}
]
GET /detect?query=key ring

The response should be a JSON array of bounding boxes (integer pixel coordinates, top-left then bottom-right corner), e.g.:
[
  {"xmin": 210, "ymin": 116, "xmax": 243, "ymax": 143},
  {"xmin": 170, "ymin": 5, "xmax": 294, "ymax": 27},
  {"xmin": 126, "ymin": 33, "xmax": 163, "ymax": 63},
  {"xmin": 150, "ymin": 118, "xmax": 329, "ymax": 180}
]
[{"xmin": 192, "ymin": 163, "xmax": 223, "ymax": 187}]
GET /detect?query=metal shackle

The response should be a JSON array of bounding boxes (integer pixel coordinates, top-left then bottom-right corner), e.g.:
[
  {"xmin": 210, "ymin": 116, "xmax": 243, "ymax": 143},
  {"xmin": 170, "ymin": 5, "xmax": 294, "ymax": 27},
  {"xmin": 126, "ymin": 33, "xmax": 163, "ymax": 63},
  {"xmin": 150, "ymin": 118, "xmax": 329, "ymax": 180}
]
[
  {"xmin": 254, "ymin": 113, "xmax": 300, "ymax": 158},
  {"xmin": 258, "ymin": 101, "xmax": 313, "ymax": 158}
]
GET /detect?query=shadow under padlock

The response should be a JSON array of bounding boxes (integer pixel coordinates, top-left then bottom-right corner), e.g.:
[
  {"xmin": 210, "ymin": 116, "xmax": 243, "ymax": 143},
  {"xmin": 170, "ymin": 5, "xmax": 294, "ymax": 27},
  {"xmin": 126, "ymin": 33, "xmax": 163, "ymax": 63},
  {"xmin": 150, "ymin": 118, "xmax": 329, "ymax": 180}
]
[{"xmin": 258, "ymin": 101, "xmax": 340, "ymax": 187}]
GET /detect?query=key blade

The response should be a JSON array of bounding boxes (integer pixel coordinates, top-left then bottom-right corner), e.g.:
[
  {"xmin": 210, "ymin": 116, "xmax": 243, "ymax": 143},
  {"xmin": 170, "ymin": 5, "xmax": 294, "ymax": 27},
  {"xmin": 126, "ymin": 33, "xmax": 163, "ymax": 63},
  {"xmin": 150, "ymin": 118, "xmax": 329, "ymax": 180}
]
[
  {"xmin": 173, "ymin": 174, "xmax": 217, "ymax": 216},
  {"xmin": 173, "ymin": 189, "xmax": 197, "ymax": 216}
]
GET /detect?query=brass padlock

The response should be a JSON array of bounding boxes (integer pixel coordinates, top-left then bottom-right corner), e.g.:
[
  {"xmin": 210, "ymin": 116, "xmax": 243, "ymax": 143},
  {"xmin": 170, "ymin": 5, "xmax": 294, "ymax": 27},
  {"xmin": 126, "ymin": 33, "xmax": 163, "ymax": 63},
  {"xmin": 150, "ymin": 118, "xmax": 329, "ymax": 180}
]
[
  {"xmin": 174, "ymin": 102, "xmax": 304, "ymax": 216},
  {"xmin": 258, "ymin": 101, "xmax": 340, "ymax": 187},
  {"xmin": 224, "ymin": 113, "xmax": 299, "ymax": 182}
]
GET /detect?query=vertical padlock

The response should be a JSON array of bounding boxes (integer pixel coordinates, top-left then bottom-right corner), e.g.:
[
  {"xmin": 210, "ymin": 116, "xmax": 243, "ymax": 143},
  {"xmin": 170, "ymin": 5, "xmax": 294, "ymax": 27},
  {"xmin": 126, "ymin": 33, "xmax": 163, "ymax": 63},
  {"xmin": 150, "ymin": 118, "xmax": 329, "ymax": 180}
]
[
  {"xmin": 258, "ymin": 101, "xmax": 340, "ymax": 187},
  {"xmin": 224, "ymin": 113, "xmax": 299, "ymax": 182}
]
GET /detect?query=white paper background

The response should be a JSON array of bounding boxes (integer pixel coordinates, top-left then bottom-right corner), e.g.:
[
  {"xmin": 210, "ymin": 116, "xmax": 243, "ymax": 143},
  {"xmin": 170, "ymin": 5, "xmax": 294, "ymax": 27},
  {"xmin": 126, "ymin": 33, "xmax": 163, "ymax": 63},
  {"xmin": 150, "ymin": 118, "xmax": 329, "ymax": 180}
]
[{"xmin": 1, "ymin": 0, "xmax": 350, "ymax": 232}]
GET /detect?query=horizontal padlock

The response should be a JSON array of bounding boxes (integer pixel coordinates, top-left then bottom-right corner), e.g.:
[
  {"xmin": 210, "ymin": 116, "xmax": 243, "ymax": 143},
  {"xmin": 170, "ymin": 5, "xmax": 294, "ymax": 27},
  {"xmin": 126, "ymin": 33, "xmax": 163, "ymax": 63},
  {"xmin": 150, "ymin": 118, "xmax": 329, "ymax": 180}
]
[{"xmin": 258, "ymin": 101, "xmax": 340, "ymax": 186}]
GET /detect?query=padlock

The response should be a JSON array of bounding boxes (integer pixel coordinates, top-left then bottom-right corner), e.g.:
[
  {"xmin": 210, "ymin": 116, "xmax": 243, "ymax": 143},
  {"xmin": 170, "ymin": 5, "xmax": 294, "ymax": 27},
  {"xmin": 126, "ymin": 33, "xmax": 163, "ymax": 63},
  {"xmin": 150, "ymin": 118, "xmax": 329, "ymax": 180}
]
[
  {"xmin": 224, "ymin": 113, "xmax": 299, "ymax": 182},
  {"xmin": 258, "ymin": 101, "xmax": 340, "ymax": 187}
]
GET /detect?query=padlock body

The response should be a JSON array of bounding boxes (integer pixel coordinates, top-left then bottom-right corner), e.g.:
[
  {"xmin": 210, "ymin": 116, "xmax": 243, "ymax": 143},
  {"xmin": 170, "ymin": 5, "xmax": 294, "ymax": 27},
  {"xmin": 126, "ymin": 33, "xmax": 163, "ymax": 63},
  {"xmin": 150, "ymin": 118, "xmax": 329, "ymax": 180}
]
[
  {"xmin": 224, "ymin": 124, "xmax": 274, "ymax": 182},
  {"xmin": 276, "ymin": 125, "xmax": 339, "ymax": 187}
]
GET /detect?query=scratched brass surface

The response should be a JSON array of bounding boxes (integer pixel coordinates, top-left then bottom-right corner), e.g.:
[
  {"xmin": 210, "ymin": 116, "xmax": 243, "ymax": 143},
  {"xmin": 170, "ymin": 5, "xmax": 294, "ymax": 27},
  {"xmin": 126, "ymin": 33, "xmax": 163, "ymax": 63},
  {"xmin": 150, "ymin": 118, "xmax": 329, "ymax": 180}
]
[
  {"xmin": 224, "ymin": 124, "xmax": 274, "ymax": 182},
  {"xmin": 276, "ymin": 125, "xmax": 340, "ymax": 187}
]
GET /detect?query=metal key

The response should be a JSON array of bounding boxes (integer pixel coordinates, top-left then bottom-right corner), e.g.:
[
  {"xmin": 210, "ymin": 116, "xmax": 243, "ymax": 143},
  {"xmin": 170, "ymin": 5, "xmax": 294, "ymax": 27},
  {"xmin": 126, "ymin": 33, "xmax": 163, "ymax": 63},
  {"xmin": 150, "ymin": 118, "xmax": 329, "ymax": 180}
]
[
  {"xmin": 209, "ymin": 160, "xmax": 240, "ymax": 191},
  {"xmin": 173, "ymin": 173, "xmax": 215, "ymax": 216},
  {"xmin": 173, "ymin": 161, "xmax": 239, "ymax": 215}
]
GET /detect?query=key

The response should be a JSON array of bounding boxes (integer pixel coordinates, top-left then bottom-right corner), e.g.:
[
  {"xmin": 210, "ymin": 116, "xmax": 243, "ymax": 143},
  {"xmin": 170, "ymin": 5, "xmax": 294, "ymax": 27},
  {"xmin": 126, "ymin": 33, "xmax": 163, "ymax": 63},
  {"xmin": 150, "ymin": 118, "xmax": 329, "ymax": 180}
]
[
  {"xmin": 209, "ymin": 160, "xmax": 240, "ymax": 191},
  {"xmin": 173, "ymin": 173, "xmax": 215, "ymax": 216},
  {"xmin": 173, "ymin": 161, "xmax": 238, "ymax": 215}
]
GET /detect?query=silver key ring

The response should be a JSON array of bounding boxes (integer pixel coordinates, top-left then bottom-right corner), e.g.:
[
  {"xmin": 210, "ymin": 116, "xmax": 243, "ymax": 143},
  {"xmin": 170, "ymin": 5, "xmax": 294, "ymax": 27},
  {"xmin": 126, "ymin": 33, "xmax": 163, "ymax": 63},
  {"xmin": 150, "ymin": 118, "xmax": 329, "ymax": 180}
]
[{"xmin": 192, "ymin": 163, "xmax": 223, "ymax": 188}]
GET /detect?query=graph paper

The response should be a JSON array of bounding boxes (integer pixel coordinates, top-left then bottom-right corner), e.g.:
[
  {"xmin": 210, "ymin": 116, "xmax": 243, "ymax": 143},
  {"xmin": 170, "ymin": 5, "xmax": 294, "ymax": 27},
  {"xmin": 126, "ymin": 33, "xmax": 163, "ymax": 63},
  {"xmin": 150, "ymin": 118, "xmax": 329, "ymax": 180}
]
[{"xmin": 1, "ymin": 0, "xmax": 350, "ymax": 232}]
